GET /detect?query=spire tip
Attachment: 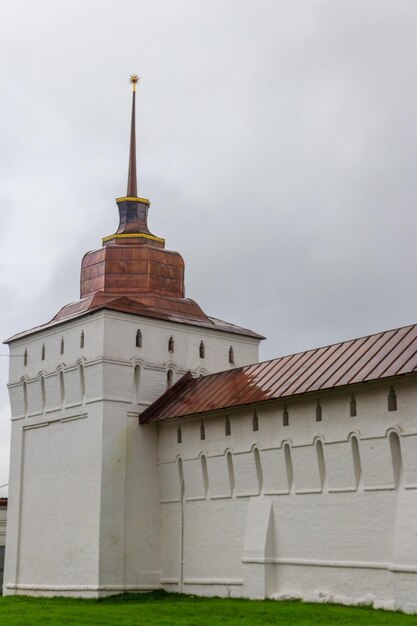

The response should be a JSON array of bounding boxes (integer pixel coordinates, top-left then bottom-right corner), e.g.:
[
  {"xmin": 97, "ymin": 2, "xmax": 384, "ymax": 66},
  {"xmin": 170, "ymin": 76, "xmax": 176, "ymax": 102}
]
[{"xmin": 130, "ymin": 74, "xmax": 139, "ymax": 92}]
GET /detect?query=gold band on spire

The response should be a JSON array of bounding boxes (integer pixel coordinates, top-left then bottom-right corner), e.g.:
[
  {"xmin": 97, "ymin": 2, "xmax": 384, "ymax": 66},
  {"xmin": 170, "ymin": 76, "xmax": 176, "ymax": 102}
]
[{"xmin": 130, "ymin": 74, "xmax": 139, "ymax": 92}]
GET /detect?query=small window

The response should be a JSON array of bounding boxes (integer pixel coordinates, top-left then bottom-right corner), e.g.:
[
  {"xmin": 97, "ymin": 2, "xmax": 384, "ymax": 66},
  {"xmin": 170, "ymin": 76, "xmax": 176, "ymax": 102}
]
[
  {"xmin": 252, "ymin": 411, "xmax": 259, "ymax": 431},
  {"xmin": 60, "ymin": 337, "xmax": 64, "ymax": 355},
  {"xmin": 136, "ymin": 329, "xmax": 142, "ymax": 348},
  {"xmin": 80, "ymin": 331, "xmax": 85, "ymax": 349},
  {"xmin": 23, "ymin": 349, "xmax": 28, "ymax": 366},
  {"xmin": 168, "ymin": 336, "xmax": 174, "ymax": 353},
  {"xmin": 349, "ymin": 394, "xmax": 357, "ymax": 417},
  {"xmin": 228, "ymin": 346, "xmax": 234, "ymax": 364},
  {"xmin": 388, "ymin": 387, "xmax": 397, "ymax": 412},
  {"xmin": 225, "ymin": 416, "xmax": 231, "ymax": 436},
  {"xmin": 177, "ymin": 426, "xmax": 182, "ymax": 444},
  {"xmin": 199, "ymin": 341, "xmax": 205, "ymax": 359},
  {"xmin": 200, "ymin": 420, "xmax": 206, "ymax": 440},
  {"xmin": 283, "ymin": 406, "xmax": 289, "ymax": 427},
  {"xmin": 41, "ymin": 343, "xmax": 45, "ymax": 361},
  {"xmin": 167, "ymin": 369, "xmax": 174, "ymax": 389},
  {"xmin": 315, "ymin": 400, "xmax": 322, "ymax": 422}
]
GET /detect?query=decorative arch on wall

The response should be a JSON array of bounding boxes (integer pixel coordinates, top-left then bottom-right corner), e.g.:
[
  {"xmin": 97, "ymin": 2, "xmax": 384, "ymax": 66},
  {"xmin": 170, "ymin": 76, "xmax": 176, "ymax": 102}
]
[
  {"xmin": 226, "ymin": 449, "xmax": 235, "ymax": 497},
  {"xmin": 348, "ymin": 432, "xmax": 362, "ymax": 489},
  {"xmin": 314, "ymin": 437, "xmax": 326, "ymax": 491},
  {"xmin": 388, "ymin": 429, "xmax": 403, "ymax": 488},
  {"xmin": 133, "ymin": 364, "xmax": 141, "ymax": 402},
  {"xmin": 282, "ymin": 440, "xmax": 294, "ymax": 492},
  {"xmin": 21, "ymin": 377, "xmax": 28, "ymax": 416},
  {"xmin": 40, "ymin": 375, "xmax": 46, "ymax": 413},
  {"xmin": 195, "ymin": 366, "xmax": 208, "ymax": 378},
  {"xmin": 58, "ymin": 369, "xmax": 65, "ymax": 407},
  {"xmin": 167, "ymin": 368, "xmax": 174, "ymax": 389},
  {"xmin": 200, "ymin": 453, "xmax": 209, "ymax": 498},
  {"xmin": 79, "ymin": 364, "xmax": 86, "ymax": 403},
  {"xmin": 252, "ymin": 445, "xmax": 263, "ymax": 495},
  {"xmin": 177, "ymin": 457, "xmax": 185, "ymax": 498}
]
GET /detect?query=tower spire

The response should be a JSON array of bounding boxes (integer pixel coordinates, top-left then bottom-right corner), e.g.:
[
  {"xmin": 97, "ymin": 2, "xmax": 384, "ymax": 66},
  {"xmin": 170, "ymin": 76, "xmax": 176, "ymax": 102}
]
[{"xmin": 127, "ymin": 74, "xmax": 139, "ymax": 197}]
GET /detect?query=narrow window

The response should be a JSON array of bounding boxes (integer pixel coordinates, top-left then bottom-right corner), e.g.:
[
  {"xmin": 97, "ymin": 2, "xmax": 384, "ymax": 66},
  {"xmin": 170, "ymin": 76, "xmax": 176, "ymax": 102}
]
[
  {"xmin": 23, "ymin": 349, "xmax": 28, "ymax": 366},
  {"xmin": 283, "ymin": 443, "xmax": 294, "ymax": 491},
  {"xmin": 79, "ymin": 364, "xmax": 86, "ymax": 402},
  {"xmin": 41, "ymin": 343, "xmax": 45, "ymax": 361},
  {"xmin": 349, "ymin": 394, "xmax": 357, "ymax": 417},
  {"xmin": 351, "ymin": 436, "xmax": 362, "ymax": 489},
  {"xmin": 283, "ymin": 406, "xmax": 289, "ymax": 427},
  {"xmin": 389, "ymin": 432, "xmax": 402, "ymax": 488},
  {"xmin": 316, "ymin": 439, "xmax": 326, "ymax": 490},
  {"xmin": 133, "ymin": 364, "xmax": 141, "ymax": 402},
  {"xmin": 177, "ymin": 425, "xmax": 182, "ymax": 444},
  {"xmin": 80, "ymin": 331, "xmax": 85, "ymax": 349},
  {"xmin": 200, "ymin": 420, "xmax": 206, "ymax": 440},
  {"xmin": 228, "ymin": 346, "xmax": 234, "ymax": 364},
  {"xmin": 227, "ymin": 451, "xmax": 235, "ymax": 496},
  {"xmin": 167, "ymin": 369, "xmax": 174, "ymax": 389},
  {"xmin": 225, "ymin": 416, "xmax": 231, "ymax": 436},
  {"xmin": 22, "ymin": 381, "xmax": 28, "ymax": 416},
  {"xmin": 254, "ymin": 447, "xmax": 263, "ymax": 494},
  {"xmin": 388, "ymin": 386, "xmax": 397, "ymax": 412},
  {"xmin": 199, "ymin": 341, "xmax": 205, "ymax": 359},
  {"xmin": 59, "ymin": 370, "xmax": 65, "ymax": 406},
  {"xmin": 201, "ymin": 454, "xmax": 209, "ymax": 498},
  {"xmin": 252, "ymin": 410, "xmax": 259, "ymax": 432},
  {"xmin": 315, "ymin": 399, "xmax": 322, "ymax": 422},
  {"xmin": 168, "ymin": 336, "xmax": 174, "ymax": 353},
  {"xmin": 40, "ymin": 376, "xmax": 46, "ymax": 412},
  {"xmin": 136, "ymin": 329, "xmax": 142, "ymax": 348},
  {"xmin": 60, "ymin": 337, "xmax": 64, "ymax": 355}
]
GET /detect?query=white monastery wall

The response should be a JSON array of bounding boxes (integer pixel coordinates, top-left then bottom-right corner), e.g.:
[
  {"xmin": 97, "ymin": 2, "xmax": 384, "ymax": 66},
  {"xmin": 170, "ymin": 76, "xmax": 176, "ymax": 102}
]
[
  {"xmin": 157, "ymin": 376, "xmax": 417, "ymax": 612},
  {"xmin": 4, "ymin": 309, "xmax": 260, "ymax": 597}
]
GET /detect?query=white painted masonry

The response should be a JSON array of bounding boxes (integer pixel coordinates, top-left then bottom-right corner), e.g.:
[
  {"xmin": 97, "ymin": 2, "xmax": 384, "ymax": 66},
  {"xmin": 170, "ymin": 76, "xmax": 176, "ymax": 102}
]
[
  {"xmin": 157, "ymin": 377, "xmax": 417, "ymax": 612},
  {"xmin": 3, "ymin": 309, "xmax": 260, "ymax": 598}
]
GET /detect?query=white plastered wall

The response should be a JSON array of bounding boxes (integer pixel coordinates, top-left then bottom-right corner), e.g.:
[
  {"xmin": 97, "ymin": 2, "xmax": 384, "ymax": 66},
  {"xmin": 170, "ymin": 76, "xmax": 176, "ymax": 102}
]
[
  {"xmin": 3, "ymin": 309, "xmax": 260, "ymax": 597},
  {"xmin": 156, "ymin": 376, "xmax": 417, "ymax": 613}
]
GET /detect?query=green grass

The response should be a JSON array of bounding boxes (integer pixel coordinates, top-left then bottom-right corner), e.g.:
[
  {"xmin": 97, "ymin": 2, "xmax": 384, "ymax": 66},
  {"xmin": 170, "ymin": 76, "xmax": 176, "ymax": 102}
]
[{"xmin": 1, "ymin": 591, "xmax": 417, "ymax": 625}]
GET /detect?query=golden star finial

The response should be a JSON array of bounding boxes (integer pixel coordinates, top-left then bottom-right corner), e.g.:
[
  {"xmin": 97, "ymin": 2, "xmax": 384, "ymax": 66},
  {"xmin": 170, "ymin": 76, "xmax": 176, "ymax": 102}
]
[{"xmin": 130, "ymin": 74, "xmax": 139, "ymax": 91}]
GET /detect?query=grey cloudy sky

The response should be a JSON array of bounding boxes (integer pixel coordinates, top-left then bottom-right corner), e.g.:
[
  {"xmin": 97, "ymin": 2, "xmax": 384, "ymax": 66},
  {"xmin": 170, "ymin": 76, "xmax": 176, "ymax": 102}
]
[{"xmin": 1, "ymin": 0, "xmax": 417, "ymax": 495}]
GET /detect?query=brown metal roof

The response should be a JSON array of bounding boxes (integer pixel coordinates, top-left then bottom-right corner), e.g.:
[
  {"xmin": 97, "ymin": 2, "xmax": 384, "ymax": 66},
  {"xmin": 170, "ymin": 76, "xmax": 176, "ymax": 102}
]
[
  {"xmin": 4, "ymin": 295, "xmax": 264, "ymax": 343},
  {"xmin": 140, "ymin": 323, "xmax": 417, "ymax": 423}
]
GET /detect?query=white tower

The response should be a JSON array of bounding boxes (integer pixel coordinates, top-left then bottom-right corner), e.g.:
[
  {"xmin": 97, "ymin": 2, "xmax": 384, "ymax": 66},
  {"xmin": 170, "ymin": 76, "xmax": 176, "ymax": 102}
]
[{"xmin": 3, "ymin": 77, "xmax": 262, "ymax": 597}]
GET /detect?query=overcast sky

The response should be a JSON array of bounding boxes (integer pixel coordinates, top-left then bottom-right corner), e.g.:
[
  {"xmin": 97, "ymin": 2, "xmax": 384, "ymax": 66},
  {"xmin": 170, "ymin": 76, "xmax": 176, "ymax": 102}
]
[{"xmin": 1, "ymin": 0, "xmax": 417, "ymax": 496}]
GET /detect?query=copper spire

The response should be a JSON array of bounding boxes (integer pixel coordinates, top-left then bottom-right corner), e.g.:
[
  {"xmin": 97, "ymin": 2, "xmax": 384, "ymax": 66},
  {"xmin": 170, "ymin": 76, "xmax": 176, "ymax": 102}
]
[{"xmin": 127, "ymin": 74, "xmax": 139, "ymax": 197}]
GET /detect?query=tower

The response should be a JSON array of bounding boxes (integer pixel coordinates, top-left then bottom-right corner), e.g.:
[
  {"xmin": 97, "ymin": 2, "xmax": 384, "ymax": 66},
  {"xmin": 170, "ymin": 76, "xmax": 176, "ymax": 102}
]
[{"xmin": 3, "ymin": 77, "xmax": 262, "ymax": 597}]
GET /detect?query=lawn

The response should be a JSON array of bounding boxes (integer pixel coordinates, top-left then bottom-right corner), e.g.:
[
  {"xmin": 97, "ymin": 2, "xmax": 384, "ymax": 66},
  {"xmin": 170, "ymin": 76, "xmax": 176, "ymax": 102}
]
[{"xmin": 1, "ymin": 591, "xmax": 417, "ymax": 625}]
